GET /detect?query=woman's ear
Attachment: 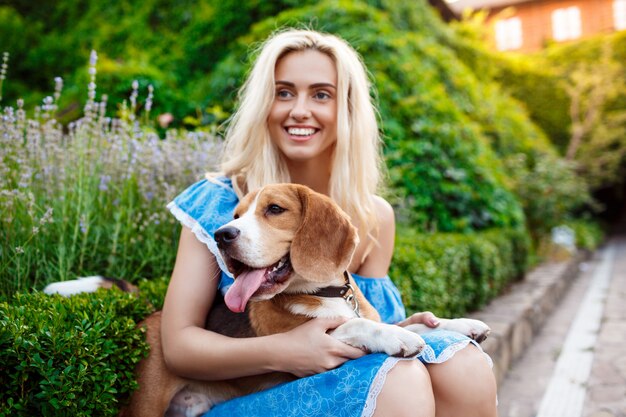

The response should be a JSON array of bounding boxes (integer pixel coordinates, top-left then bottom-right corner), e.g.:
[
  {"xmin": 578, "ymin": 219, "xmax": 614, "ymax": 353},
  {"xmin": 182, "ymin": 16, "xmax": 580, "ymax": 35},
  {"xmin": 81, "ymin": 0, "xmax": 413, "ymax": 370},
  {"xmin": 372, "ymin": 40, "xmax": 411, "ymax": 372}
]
[{"xmin": 290, "ymin": 186, "xmax": 359, "ymax": 282}]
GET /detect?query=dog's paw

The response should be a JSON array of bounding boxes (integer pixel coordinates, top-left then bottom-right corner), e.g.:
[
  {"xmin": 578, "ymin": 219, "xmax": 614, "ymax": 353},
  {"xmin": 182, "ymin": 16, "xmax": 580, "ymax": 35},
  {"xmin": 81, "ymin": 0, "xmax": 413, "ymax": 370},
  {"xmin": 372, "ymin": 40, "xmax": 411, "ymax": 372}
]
[
  {"xmin": 331, "ymin": 319, "xmax": 426, "ymax": 358},
  {"xmin": 446, "ymin": 319, "xmax": 491, "ymax": 343},
  {"xmin": 380, "ymin": 326, "xmax": 426, "ymax": 358},
  {"xmin": 165, "ymin": 389, "xmax": 212, "ymax": 417}
]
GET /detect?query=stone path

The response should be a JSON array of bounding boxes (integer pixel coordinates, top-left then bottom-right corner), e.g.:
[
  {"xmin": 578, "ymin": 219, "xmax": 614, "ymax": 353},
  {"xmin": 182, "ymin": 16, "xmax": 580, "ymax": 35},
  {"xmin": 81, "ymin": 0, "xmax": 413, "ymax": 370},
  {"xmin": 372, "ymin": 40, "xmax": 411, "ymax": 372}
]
[{"xmin": 495, "ymin": 236, "xmax": 626, "ymax": 417}]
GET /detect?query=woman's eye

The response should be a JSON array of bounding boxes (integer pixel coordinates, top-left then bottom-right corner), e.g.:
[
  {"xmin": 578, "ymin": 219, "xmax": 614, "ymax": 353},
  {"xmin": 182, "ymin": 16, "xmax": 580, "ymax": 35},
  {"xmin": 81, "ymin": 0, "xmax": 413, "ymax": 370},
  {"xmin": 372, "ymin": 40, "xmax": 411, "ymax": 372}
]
[
  {"xmin": 276, "ymin": 90, "xmax": 293, "ymax": 99},
  {"xmin": 314, "ymin": 91, "xmax": 331, "ymax": 100},
  {"xmin": 266, "ymin": 204, "xmax": 286, "ymax": 215}
]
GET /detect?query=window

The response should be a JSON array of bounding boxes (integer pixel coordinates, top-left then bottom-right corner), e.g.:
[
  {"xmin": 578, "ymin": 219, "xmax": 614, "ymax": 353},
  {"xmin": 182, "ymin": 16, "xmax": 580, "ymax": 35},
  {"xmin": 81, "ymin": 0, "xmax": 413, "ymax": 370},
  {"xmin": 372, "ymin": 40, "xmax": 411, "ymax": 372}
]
[
  {"xmin": 615, "ymin": 0, "xmax": 626, "ymax": 30},
  {"xmin": 552, "ymin": 7, "xmax": 582, "ymax": 41},
  {"xmin": 495, "ymin": 17, "xmax": 523, "ymax": 51}
]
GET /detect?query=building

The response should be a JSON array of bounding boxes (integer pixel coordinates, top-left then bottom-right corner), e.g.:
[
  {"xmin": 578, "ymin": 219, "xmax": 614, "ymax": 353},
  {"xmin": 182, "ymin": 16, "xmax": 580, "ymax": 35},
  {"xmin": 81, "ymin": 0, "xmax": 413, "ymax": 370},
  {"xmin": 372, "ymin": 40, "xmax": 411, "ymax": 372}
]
[{"xmin": 444, "ymin": 0, "xmax": 626, "ymax": 52}]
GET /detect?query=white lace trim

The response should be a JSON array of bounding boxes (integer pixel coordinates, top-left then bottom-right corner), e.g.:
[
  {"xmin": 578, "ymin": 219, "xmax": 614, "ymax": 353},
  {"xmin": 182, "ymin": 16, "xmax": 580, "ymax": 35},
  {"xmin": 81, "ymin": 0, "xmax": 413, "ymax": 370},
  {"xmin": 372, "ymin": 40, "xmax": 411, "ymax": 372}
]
[
  {"xmin": 361, "ymin": 357, "xmax": 402, "ymax": 417},
  {"xmin": 166, "ymin": 201, "xmax": 233, "ymax": 279},
  {"xmin": 418, "ymin": 339, "xmax": 493, "ymax": 368},
  {"xmin": 360, "ymin": 341, "xmax": 493, "ymax": 417}
]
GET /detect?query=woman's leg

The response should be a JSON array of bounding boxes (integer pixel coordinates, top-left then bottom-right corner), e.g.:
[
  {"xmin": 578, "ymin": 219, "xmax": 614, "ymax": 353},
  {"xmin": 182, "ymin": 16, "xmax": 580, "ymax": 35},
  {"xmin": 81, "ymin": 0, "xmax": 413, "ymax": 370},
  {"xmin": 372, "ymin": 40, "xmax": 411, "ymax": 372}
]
[
  {"xmin": 373, "ymin": 359, "xmax": 436, "ymax": 417},
  {"xmin": 427, "ymin": 345, "xmax": 497, "ymax": 417}
]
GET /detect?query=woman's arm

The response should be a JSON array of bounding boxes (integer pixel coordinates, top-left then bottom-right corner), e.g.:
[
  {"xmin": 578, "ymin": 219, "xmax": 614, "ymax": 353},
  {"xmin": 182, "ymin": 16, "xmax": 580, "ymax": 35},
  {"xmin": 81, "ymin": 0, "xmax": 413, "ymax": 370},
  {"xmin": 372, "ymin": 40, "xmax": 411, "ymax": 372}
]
[
  {"xmin": 354, "ymin": 196, "xmax": 396, "ymax": 277},
  {"xmin": 161, "ymin": 226, "xmax": 364, "ymax": 381},
  {"xmin": 355, "ymin": 197, "xmax": 440, "ymax": 328}
]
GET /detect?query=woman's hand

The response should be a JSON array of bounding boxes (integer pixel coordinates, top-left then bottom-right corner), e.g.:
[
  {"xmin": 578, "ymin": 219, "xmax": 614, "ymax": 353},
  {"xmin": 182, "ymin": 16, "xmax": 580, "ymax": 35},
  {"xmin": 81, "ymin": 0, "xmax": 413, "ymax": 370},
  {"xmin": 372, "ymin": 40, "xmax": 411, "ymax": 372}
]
[
  {"xmin": 274, "ymin": 317, "xmax": 366, "ymax": 377},
  {"xmin": 396, "ymin": 311, "xmax": 440, "ymax": 328}
]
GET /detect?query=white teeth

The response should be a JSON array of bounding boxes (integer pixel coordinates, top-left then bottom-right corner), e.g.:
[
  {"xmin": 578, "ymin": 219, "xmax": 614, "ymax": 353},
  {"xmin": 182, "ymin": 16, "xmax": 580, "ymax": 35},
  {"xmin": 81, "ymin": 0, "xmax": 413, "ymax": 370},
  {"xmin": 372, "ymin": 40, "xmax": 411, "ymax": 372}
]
[
  {"xmin": 271, "ymin": 258, "xmax": 286, "ymax": 273},
  {"xmin": 287, "ymin": 127, "xmax": 316, "ymax": 136}
]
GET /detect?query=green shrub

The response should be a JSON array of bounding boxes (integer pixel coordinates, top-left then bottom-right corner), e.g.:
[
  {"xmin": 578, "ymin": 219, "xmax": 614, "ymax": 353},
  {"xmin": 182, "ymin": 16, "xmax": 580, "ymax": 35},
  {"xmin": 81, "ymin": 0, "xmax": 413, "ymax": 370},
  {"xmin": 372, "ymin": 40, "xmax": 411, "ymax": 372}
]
[
  {"xmin": 566, "ymin": 219, "xmax": 604, "ymax": 251},
  {"xmin": 0, "ymin": 290, "xmax": 148, "ymax": 415},
  {"xmin": 391, "ymin": 226, "xmax": 530, "ymax": 317},
  {"xmin": 444, "ymin": 15, "xmax": 594, "ymax": 242},
  {"xmin": 0, "ymin": 277, "xmax": 168, "ymax": 416},
  {"xmin": 135, "ymin": 275, "xmax": 170, "ymax": 311},
  {"xmin": 504, "ymin": 154, "xmax": 592, "ymax": 241}
]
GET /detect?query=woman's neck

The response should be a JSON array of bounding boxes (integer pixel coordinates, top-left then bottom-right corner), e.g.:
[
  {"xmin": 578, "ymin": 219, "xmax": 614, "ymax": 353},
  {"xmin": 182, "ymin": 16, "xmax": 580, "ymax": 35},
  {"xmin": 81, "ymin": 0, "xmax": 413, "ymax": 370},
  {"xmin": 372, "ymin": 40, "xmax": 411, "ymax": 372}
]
[{"xmin": 286, "ymin": 158, "xmax": 332, "ymax": 196}]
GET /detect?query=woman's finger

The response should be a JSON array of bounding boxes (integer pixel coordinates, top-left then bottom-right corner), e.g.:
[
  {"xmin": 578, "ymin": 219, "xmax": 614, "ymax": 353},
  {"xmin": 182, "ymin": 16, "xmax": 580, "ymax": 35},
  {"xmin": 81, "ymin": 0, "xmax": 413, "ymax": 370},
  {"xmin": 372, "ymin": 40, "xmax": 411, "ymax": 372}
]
[
  {"xmin": 314, "ymin": 316, "xmax": 351, "ymax": 332},
  {"xmin": 340, "ymin": 344, "xmax": 367, "ymax": 360},
  {"xmin": 315, "ymin": 317, "xmax": 367, "ymax": 359},
  {"xmin": 397, "ymin": 311, "xmax": 440, "ymax": 328}
]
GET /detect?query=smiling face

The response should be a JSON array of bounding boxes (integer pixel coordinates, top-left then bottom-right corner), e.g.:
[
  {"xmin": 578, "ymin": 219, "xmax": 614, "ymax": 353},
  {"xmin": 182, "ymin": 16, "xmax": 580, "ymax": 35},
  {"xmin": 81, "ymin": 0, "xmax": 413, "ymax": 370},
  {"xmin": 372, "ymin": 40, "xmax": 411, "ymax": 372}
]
[{"xmin": 267, "ymin": 49, "xmax": 338, "ymax": 167}]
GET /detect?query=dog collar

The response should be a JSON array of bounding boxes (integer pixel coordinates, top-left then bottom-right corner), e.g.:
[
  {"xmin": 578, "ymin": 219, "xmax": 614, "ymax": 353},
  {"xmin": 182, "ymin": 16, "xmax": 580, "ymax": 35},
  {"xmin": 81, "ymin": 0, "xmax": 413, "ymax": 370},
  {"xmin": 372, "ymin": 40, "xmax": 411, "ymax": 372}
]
[{"xmin": 310, "ymin": 271, "xmax": 360, "ymax": 317}]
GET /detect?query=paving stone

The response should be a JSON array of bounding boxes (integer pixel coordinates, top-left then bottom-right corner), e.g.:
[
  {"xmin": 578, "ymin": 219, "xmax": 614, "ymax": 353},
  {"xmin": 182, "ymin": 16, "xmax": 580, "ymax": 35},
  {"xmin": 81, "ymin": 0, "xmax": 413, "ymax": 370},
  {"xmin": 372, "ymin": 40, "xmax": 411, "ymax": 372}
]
[{"xmin": 587, "ymin": 411, "xmax": 615, "ymax": 417}]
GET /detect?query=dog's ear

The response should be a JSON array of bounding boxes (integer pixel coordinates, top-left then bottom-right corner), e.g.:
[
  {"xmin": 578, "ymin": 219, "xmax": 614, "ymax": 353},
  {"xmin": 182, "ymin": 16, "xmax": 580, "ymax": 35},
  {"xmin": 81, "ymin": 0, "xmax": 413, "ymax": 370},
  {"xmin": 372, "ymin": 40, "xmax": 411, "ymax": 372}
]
[{"xmin": 290, "ymin": 186, "xmax": 359, "ymax": 282}]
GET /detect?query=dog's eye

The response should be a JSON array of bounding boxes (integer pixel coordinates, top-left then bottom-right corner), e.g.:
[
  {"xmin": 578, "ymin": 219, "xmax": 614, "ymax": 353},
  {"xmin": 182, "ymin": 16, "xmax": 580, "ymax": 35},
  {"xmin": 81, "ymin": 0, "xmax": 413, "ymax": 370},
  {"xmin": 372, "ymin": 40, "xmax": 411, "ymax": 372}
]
[{"xmin": 266, "ymin": 204, "xmax": 285, "ymax": 215}]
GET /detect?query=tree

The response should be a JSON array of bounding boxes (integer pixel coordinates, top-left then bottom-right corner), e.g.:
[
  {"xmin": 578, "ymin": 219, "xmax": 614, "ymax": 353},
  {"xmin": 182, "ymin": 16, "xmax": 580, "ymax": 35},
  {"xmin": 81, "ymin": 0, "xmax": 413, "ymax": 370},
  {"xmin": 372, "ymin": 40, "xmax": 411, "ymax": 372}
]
[{"xmin": 562, "ymin": 42, "xmax": 626, "ymax": 189}]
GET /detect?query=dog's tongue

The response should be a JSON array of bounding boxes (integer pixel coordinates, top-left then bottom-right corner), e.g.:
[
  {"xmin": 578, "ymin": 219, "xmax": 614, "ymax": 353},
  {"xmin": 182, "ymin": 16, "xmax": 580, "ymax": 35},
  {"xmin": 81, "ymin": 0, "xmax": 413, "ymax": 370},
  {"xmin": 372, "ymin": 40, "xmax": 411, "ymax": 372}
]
[{"xmin": 224, "ymin": 268, "xmax": 267, "ymax": 313}]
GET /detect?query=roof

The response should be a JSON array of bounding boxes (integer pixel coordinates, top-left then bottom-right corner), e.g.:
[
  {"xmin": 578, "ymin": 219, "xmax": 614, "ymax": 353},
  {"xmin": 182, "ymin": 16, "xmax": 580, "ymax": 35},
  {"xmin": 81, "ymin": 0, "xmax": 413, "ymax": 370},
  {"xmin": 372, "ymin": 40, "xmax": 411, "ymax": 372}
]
[
  {"xmin": 444, "ymin": 0, "xmax": 534, "ymax": 14},
  {"xmin": 428, "ymin": 0, "xmax": 460, "ymax": 21}
]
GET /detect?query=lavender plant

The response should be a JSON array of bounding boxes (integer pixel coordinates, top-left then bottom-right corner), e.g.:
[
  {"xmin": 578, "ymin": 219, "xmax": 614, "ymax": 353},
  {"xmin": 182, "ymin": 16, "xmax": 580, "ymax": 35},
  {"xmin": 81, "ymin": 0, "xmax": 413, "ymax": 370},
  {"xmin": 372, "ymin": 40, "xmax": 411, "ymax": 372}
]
[{"xmin": 0, "ymin": 51, "xmax": 222, "ymax": 296}]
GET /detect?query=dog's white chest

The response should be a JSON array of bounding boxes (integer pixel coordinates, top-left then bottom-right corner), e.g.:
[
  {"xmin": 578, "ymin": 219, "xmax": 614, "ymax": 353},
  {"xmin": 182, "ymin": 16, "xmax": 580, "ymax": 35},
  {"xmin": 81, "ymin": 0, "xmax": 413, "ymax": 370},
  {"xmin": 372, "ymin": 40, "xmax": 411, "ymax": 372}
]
[{"xmin": 288, "ymin": 297, "xmax": 357, "ymax": 319}]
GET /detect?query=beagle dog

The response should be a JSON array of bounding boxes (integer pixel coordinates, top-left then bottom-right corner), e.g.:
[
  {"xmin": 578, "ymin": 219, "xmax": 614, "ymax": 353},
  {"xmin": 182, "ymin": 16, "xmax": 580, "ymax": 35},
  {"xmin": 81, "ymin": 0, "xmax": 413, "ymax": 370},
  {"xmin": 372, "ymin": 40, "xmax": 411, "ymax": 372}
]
[{"xmin": 45, "ymin": 183, "xmax": 490, "ymax": 417}]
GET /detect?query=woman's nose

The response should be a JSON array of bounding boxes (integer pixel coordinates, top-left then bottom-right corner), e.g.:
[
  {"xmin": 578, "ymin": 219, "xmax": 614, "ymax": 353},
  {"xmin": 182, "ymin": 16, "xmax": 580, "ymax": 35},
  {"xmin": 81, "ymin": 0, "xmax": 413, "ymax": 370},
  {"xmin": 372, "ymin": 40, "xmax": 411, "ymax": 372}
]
[{"xmin": 289, "ymin": 97, "xmax": 311, "ymax": 120}]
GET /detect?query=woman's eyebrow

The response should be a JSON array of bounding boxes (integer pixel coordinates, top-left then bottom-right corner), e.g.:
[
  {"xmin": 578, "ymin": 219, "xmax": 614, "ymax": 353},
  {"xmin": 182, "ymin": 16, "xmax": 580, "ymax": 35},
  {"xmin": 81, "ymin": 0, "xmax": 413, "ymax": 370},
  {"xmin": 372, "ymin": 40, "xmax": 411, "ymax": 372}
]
[{"xmin": 275, "ymin": 80, "xmax": 336, "ymax": 90}]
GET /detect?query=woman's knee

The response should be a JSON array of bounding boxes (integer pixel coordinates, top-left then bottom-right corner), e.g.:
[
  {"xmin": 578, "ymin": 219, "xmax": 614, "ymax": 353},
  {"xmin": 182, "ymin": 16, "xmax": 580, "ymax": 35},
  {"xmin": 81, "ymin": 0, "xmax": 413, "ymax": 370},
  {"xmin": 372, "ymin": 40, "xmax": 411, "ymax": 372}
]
[
  {"xmin": 373, "ymin": 359, "xmax": 435, "ymax": 417},
  {"xmin": 427, "ymin": 345, "xmax": 497, "ymax": 416}
]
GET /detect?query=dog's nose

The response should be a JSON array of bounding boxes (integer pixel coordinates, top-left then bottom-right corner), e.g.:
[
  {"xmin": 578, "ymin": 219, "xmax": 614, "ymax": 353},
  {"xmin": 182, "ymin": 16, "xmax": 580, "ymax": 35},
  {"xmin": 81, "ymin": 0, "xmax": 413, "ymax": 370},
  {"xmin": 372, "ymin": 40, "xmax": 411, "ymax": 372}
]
[{"xmin": 215, "ymin": 226, "xmax": 240, "ymax": 246}]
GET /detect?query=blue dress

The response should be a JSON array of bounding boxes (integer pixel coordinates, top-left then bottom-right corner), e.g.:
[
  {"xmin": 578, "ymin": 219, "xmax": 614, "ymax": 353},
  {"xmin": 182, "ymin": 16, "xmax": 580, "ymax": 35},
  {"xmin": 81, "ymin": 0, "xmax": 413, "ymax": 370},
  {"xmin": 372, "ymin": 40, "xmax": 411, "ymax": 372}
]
[{"xmin": 167, "ymin": 177, "xmax": 490, "ymax": 417}]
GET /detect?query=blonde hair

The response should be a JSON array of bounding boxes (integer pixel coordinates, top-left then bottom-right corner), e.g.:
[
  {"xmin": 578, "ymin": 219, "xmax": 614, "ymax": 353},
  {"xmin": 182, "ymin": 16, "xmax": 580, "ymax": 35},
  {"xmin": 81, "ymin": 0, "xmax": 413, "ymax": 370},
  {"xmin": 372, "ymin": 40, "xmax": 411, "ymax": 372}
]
[{"xmin": 217, "ymin": 28, "xmax": 384, "ymax": 235}]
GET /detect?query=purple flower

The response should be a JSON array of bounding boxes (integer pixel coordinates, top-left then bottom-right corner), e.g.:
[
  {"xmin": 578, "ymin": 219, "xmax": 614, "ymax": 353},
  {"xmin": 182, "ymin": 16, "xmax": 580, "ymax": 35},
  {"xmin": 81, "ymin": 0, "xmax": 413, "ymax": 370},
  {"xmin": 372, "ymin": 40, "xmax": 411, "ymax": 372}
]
[{"xmin": 99, "ymin": 174, "xmax": 111, "ymax": 191}]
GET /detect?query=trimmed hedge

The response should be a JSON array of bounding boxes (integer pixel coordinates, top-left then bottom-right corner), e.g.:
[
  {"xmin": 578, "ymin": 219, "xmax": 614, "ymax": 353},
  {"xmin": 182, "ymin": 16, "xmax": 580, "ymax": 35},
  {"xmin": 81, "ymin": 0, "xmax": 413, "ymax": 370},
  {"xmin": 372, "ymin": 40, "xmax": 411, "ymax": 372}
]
[
  {"xmin": 391, "ymin": 227, "xmax": 530, "ymax": 317},
  {"xmin": 0, "ymin": 277, "xmax": 168, "ymax": 416}
]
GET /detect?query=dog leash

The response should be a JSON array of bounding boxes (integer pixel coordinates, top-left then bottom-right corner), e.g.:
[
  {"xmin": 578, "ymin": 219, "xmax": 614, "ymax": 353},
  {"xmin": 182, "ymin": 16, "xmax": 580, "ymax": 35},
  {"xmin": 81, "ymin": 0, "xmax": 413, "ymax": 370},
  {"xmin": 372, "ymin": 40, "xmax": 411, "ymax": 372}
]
[{"xmin": 309, "ymin": 271, "xmax": 360, "ymax": 317}]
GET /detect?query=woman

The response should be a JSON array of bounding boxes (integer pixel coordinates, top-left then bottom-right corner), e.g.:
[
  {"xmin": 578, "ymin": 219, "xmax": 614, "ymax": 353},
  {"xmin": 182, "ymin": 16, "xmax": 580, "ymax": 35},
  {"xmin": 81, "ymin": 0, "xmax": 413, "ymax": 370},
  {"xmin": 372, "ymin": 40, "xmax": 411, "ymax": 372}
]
[{"xmin": 164, "ymin": 29, "xmax": 497, "ymax": 417}]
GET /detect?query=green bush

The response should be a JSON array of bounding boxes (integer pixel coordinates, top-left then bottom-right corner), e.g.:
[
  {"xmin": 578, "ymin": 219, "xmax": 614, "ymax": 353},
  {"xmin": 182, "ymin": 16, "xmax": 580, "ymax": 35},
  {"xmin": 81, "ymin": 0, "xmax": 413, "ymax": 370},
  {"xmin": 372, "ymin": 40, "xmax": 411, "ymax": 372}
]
[
  {"xmin": 0, "ymin": 287, "xmax": 160, "ymax": 415},
  {"xmin": 566, "ymin": 219, "xmax": 604, "ymax": 251},
  {"xmin": 391, "ymin": 226, "xmax": 530, "ymax": 317},
  {"xmin": 505, "ymin": 154, "xmax": 592, "ymax": 241}
]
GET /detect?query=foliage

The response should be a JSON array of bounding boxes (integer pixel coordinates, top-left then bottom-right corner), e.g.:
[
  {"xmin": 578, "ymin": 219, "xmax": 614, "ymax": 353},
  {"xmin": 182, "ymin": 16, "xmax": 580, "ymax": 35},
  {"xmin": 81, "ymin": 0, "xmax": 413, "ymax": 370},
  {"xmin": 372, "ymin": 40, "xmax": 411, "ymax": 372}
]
[
  {"xmin": 0, "ymin": 54, "xmax": 222, "ymax": 297},
  {"xmin": 558, "ymin": 42, "xmax": 626, "ymax": 189},
  {"xmin": 445, "ymin": 11, "xmax": 593, "ymax": 235},
  {"xmin": 448, "ymin": 11, "xmax": 572, "ymax": 153},
  {"xmin": 504, "ymin": 153, "xmax": 592, "ymax": 241},
  {"xmin": 565, "ymin": 218, "xmax": 604, "ymax": 251},
  {"xmin": 0, "ymin": 287, "xmax": 159, "ymax": 415},
  {"xmin": 490, "ymin": 54, "xmax": 572, "ymax": 153},
  {"xmin": 391, "ymin": 226, "xmax": 530, "ymax": 317},
  {"xmin": 467, "ymin": 27, "xmax": 626, "ymax": 194},
  {"xmin": 0, "ymin": 0, "xmax": 316, "ymax": 125}
]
